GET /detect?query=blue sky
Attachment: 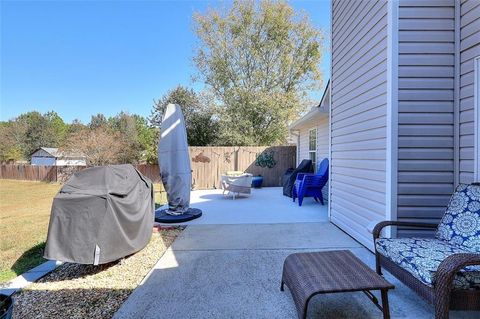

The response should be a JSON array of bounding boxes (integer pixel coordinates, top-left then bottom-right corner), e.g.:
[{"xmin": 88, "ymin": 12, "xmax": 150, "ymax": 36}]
[{"xmin": 1, "ymin": 0, "xmax": 331, "ymax": 123}]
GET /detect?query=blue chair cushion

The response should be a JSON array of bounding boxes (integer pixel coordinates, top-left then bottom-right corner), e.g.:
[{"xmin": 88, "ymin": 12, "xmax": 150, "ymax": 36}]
[
  {"xmin": 376, "ymin": 237, "xmax": 480, "ymax": 289},
  {"xmin": 435, "ymin": 184, "xmax": 480, "ymax": 251}
]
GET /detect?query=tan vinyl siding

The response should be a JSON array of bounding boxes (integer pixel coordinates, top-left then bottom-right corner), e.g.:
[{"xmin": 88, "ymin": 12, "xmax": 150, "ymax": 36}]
[
  {"xmin": 396, "ymin": 0, "xmax": 456, "ymax": 236},
  {"xmin": 331, "ymin": 0, "xmax": 388, "ymax": 250},
  {"xmin": 459, "ymin": 0, "xmax": 480, "ymax": 183}
]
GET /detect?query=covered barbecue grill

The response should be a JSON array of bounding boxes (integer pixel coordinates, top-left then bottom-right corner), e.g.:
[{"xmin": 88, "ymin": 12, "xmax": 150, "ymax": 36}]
[{"xmin": 44, "ymin": 164, "xmax": 155, "ymax": 265}]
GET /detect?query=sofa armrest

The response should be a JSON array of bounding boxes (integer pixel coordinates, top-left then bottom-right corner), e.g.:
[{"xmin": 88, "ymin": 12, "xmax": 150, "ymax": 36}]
[
  {"xmin": 436, "ymin": 253, "xmax": 480, "ymax": 289},
  {"xmin": 434, "ymin": 253, "xmax": 480, "ymax": 316},
  {"xmin": 372, "ymin": 221, "xmax": 438, "ymax": 240}
]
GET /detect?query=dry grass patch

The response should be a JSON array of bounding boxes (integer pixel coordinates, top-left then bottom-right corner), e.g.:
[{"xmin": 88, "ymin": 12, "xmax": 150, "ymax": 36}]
[
  {"xmin": 0, "ymin": 180, "xmax": 61, "ymax": 283},
  {"xmin": 13, "ymin": 227, "xmax": 182, "ymax": 319}
]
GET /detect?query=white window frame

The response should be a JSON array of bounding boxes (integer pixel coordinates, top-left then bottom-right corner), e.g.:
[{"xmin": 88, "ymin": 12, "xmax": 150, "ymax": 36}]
[
  {"xmin": 308, "ymin": 128, "xmax": 317, "ymax": 170},
  {"xmin": 475, "ymin": 56, "xmax": 480, "ymax": 182}
]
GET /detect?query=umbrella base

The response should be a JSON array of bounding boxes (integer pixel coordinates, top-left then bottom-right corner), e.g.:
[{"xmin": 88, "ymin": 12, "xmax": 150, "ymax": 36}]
[{"xmin": 154, "ymin": 208, "xmax": 202, "ymax": 223}]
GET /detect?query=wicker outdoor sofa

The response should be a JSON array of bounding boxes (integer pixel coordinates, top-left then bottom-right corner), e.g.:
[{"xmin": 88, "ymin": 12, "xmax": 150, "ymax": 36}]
[
  {"xmin": 373, "ymin": 183, "xmax": 480, "ymax": 319},
  {"xmin": 220, "ymin": 171, "xmax": 253, "ymax": 199}
]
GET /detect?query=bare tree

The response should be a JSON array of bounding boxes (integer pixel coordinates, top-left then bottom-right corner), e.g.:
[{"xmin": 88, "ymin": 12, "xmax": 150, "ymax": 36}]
[{"xmin": 63, "ymin": 127, "xmax": 127, "ymax": 166}]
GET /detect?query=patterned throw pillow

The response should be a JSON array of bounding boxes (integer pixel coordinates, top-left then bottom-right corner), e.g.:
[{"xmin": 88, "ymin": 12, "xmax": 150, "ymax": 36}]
[{"xmin": 436, "ymin": 184, "xmax": 480, "ymax": 252}]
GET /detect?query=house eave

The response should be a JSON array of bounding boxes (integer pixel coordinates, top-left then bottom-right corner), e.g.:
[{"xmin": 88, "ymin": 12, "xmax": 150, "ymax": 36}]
[{"xmin": 289, "ymin": 107, "xmax": 328, "ymax": 131}]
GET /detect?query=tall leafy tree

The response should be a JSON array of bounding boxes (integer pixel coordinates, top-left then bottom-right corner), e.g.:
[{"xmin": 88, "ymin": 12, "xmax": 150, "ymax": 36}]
[
  {"xmin": 193, "ymin": 0, "xmax": 324, "ymax": 145},
  {"xmin": 107, "ymin": 112, "xmax": 152, "ymax": 164},
  {"xmin": 0, "ymin": 122, "xmax": 24, "ymax": 161},
  {"xmin": 12, "ymin": 111, "xmax": 68, "ymax": 157},
  {"xmin": 150, "ymin": 85, "xmax": 219, "ymax": 147},
  {"xmin": 67, "ymin": 119, "xmax": 87, "ymax": 135},
  {"xmin": 132, "ymin": 115, "xmax": 157, "ymax": 164},
  {"xmin": 45, "ymin": 111, "xmax": 68, "ymax": 144},
  {"xmin": 89, "ymin": 114, "xmax": 108, "ymax": 129}
]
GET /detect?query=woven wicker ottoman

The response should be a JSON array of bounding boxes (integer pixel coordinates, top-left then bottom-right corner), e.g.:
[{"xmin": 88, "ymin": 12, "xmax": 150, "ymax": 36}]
[{"xmin": 281, "ymin": 250, "xmax": 394, "ymax": 319}]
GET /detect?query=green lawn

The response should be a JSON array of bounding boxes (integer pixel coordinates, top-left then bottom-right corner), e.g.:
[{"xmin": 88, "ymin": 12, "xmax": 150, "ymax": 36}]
[{"xmin": 0, "ymin": 179, "xmax": 166, "ymax": 283}]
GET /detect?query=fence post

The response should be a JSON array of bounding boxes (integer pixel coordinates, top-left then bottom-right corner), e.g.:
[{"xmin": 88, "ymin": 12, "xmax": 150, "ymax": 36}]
[{"xmin": 234, "ymin": 147, "xmax": 239, "ymax": 171}]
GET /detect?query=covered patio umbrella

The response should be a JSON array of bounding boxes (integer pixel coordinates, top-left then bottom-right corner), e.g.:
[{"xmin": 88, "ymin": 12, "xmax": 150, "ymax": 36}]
[{"xmin": 155, "ymin": 103, "xmax": 202, "ymax": 223}]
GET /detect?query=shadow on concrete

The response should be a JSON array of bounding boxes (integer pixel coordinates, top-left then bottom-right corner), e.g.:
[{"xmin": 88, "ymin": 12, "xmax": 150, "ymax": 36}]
[{"xmin": 198, "ymin": 193, "xmax": 250, "ymax": 201}]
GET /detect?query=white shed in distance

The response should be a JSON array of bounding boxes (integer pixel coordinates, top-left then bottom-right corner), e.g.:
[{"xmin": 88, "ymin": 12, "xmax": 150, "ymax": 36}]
[{"xmin": 31, "ymin": 147, "xmax": 86, "ymax": 166}]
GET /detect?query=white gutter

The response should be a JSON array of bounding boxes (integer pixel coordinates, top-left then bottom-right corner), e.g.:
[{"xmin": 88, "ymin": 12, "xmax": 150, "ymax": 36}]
[{"xmin": 289, "ymin": 107, "xmax": 326, "ymax": 130}]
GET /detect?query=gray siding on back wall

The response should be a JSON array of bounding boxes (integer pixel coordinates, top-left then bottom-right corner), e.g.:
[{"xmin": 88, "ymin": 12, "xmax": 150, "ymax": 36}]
[
  {"xmin": 459, "ymin": 0, "xmax": 480, "ymax": 184},
  {"xmin": 331, "ymin": 0, "xmax": 388, "ymax": 250},
  {"xmin": 396, "ymin": 0, "xmax": 456, "ymax": 236}
]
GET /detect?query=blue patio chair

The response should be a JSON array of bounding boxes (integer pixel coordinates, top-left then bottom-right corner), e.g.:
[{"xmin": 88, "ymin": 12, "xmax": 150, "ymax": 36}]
[{"xmin": 292, "ymin": 158, "xmax": 329, "ymax": 206}]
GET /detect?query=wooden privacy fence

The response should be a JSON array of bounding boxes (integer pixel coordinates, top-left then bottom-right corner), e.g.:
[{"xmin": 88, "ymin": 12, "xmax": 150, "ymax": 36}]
[
  {"xmin": 0, "ymin": 165, "xmax": 158, "ymax": 183},
  {"xmin": 0, "ymin": 165, "xmax": 86, "ymax": 182},
  {"xmin": 189, "ymin": 146, "xmax": 296, "ymax": 188},
  {"xmin": 135, "ymin": 164, "xmax": 161, "ymax": 183},
  {"xmin": 0, "ymin": 146, "xmax": 296, "ymax": 188}
]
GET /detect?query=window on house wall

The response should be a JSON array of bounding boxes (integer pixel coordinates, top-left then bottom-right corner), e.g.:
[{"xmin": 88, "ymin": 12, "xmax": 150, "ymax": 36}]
[
  {"xmin": 309, "ymin": 128, "xmax": 317, "ymax": 170},
  {"xmin": 475, "ymin": 56, "xmax": 480, "ymax": 182}
]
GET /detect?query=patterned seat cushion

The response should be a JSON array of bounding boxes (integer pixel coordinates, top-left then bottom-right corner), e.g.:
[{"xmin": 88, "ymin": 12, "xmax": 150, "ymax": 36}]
[
  {"xmin": 376, "ymin": 238, "xmax": 480, "ymax": 289},
  {"xmin": 436, "ymin": 184, "xmax": 480, "ymax": 252}
]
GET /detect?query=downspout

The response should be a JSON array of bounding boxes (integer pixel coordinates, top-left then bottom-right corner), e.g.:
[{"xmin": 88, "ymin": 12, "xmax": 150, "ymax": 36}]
[
  {"xmin": 328, "ymin": 0, "xmax": 333, "ymax": 221},
  {"xmin": 386, "ymin": 0, "xmax": 399, "ymax": 237},
  {"xmin": 453, "ymin": 0, "xmax": 460, "ymax": 187},
  {"xmin": 290, "ymin": 129, "xmax": 300, "ymax": 166}
]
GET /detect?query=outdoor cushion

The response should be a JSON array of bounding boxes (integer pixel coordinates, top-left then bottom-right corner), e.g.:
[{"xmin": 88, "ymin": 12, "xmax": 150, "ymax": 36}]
[
  {"xmin": 376, "ymin": 237, "xmax": 480, "ymax": 289},
  {"xmin": 221, "ymin": 172, "xmax": 253, "ymax": 195},
  {"xmin": 435, "ymin": 184, "xmax": 480, "ymax": 252}
]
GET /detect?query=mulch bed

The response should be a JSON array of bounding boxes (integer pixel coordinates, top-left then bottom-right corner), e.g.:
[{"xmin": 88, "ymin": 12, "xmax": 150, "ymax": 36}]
[{"xmin": 12, "ymin": 227, "xmax": 183, "ymax": 319}]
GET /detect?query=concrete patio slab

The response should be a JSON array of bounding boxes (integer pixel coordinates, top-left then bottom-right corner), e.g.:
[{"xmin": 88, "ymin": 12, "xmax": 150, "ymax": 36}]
[
  {"xmin": 156, "ymin": 187, "xmax": 328, "ymax": 225},
  {"xmin": 115, "ymin": 248, "xmax": 434, "ymax": 319},
  {"xmin": 114, "ymin": 223, "xmax": 479, "ymax": 318}
]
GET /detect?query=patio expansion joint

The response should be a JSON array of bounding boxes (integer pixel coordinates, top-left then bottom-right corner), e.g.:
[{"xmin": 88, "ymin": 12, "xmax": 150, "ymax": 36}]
[{"xmin": 169, "ymin": 246, "xmax": 364, "ymax": 252}]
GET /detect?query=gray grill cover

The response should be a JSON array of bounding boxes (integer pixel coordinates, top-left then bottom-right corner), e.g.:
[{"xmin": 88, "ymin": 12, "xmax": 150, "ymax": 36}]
[{"xmin": 44, "ymin": 164, "xmax": 155, "ymax": 264}]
